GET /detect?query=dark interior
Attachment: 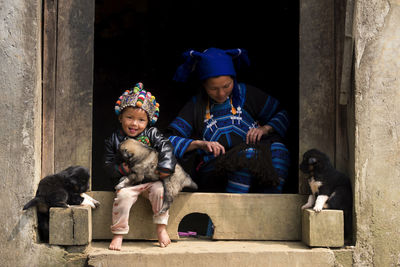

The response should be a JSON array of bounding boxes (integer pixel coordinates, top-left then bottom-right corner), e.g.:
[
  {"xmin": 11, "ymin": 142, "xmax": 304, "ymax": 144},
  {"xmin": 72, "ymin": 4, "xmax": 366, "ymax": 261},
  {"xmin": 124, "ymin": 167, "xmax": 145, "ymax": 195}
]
[
  {"xmin": 92, "ymin": 0, "xmax": 299, "ymax": 192},
  {"xmin": 178, "ymin": 213, "xmax": 214, "ymax": 238}
]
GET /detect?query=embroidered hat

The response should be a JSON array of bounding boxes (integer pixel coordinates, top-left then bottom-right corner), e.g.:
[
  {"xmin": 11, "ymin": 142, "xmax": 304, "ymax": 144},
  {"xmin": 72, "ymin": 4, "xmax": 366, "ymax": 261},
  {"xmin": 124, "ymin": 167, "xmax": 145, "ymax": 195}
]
[
  {"xmin": 173, "ymin": 48, "xmax": 250, "ymax": 82},
  {"xmin": 114, "ymin": 82, "xmax": 160, "ymax": 125}
]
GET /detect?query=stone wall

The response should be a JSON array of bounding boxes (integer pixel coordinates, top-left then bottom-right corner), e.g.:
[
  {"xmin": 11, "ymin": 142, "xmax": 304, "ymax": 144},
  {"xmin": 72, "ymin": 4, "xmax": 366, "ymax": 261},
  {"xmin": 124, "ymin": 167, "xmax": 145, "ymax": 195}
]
[
  {"xmin": 353, "ymin": 0, "xmax": 400, "ymax": 266},
  {"xmin": 0, "ymin": 0, "xmax": 68, "ymax": 266}
]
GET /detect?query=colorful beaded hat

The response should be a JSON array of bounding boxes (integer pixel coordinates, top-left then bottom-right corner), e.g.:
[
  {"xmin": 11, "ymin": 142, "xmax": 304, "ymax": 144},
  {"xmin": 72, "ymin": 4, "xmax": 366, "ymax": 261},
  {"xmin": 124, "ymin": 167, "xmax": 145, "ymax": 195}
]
[{"xmin": 114, "ymin": 82, "xmax": 160, "ymax": 125}]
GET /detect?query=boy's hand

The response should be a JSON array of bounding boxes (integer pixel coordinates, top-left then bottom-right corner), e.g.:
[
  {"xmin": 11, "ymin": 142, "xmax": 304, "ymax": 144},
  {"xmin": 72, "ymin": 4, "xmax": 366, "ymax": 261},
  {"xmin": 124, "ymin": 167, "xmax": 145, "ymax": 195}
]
[{"xmin": 122, "ymin": 162, "xmax": 131, "ymax": 174}]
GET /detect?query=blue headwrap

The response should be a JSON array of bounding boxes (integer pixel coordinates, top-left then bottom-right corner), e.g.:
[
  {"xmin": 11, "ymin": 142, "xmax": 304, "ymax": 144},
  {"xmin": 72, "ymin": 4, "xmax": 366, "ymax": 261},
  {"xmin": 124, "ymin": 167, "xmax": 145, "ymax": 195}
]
[
  {"xmin": 173, "ymin": 48, "xmax": 250, "ymax": 108},
  {"xmin": 173, "ymin": 48, "xmax": 250, "ymax": 82}
]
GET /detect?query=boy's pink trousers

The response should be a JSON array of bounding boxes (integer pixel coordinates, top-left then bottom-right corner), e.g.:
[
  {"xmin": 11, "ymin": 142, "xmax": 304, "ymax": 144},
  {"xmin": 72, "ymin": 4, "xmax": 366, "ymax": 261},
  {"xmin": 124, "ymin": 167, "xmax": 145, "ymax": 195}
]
[{"xmin": 110, "ymin": 181, "xmax": 169, "ymax": 234}]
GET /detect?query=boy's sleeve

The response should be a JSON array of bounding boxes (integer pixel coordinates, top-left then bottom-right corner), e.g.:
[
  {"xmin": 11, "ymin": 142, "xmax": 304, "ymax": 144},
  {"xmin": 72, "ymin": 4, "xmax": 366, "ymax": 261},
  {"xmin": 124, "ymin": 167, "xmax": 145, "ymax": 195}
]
[
  {"xmin": 103, "ymin": 134, "xmax": 129, "ymax": 181},
  {"xmin": 147, "ymin": 127, "xmax": 177, "ymax": 173}
]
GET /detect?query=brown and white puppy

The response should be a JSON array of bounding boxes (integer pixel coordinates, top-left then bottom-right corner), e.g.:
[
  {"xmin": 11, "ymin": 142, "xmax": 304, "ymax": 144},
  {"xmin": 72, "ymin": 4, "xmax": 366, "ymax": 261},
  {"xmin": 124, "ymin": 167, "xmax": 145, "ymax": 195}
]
[
  {"xmin": 299, "ymin": 149, "xmax": 352, "ymax": 238},
  {"xmin": 117, "ymin": 138, "xmax": 198, "ymax": 214}
]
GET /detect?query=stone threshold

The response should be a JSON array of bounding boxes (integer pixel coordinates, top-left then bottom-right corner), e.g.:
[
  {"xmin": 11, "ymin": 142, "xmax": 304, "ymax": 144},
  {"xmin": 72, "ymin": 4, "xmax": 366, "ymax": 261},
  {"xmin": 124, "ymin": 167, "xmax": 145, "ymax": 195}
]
[
  {"xmin": 87, "ymin": 240, "xmax": 353, "ymax": 267},
  {"xmin": 89, "ymin": 192, "xmax": 308, "ymax": 241}
]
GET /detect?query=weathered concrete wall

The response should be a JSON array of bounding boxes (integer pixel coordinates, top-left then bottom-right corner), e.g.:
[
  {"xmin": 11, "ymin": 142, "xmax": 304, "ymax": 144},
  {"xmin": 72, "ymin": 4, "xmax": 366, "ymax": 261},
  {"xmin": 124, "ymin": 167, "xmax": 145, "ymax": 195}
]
[
  {"xmin": 353, "ymin": 0, "xmax": 400, "ymax": 266},
  {"xmin": 0, "ymin": 0, "xmax": 69, "ymax": 266}
]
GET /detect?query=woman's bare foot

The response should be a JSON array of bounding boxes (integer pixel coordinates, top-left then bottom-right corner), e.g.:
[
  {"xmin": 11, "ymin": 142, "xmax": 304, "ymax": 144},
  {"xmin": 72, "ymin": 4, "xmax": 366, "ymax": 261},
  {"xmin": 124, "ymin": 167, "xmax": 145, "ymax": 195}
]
[
  {"xmin": 157, "ymin": 224, "xmax": 171, "ymax": 248},
  {"xmin": 109, "ymin": 234, "xmax": 123, "ymax": 250}
]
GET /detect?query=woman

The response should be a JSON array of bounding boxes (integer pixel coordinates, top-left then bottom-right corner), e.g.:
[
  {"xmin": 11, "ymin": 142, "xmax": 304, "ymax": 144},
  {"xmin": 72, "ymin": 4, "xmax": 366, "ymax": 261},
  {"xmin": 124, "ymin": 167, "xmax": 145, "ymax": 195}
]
[{"xmin": 167, "ymin": 48, "xmax": 290, "ymax": 193}]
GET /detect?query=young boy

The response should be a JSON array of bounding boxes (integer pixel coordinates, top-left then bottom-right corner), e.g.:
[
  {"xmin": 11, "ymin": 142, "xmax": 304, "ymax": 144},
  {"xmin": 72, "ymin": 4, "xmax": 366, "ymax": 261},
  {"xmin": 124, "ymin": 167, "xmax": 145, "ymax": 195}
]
[{"xmin": 103, "ymin": 83, "xmax": 176, "ymax": 250}]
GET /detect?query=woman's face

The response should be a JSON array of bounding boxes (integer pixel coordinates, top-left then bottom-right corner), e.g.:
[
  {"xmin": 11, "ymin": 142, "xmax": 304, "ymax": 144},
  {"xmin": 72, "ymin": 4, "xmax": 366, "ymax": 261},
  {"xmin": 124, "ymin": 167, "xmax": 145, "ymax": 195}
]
[
  {"xmin": 119, "ymin": 107, "xmax": 149, "ymax": 137},
  {"xmin": 203, "ymin": 76, "xmax": 234, "ymax": 104}
]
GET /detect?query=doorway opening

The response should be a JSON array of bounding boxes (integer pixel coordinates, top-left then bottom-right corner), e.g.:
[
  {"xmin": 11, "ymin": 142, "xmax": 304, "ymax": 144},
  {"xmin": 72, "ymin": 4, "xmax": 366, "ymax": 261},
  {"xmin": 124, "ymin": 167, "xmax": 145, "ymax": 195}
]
[
  {"xmin": 92, "ymin": 0, "xmax": 299, "ymax": 192},
  {"xmin": 178, "ymin": 212, "xmax": 214, "ymax": 238}
]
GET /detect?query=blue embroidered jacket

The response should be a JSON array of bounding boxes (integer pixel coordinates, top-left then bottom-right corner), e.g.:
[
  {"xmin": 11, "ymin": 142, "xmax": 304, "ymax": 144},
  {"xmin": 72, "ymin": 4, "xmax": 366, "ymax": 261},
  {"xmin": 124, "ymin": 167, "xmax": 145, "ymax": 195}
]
[{"xmin": 167, "ymin": 83, "xmax": 289, "ymax": 164}]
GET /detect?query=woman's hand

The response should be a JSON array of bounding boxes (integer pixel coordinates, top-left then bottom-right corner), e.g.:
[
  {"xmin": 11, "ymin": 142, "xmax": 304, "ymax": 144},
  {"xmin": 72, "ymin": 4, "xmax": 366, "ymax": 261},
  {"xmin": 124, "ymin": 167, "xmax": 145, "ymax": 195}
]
[
  {"xmin": 189, "ymin": 140, "xmax": 225, "ymax": 157},
  {"xmin": 246, "ymin": 125, "xmax": 273, "ymax": 144}
]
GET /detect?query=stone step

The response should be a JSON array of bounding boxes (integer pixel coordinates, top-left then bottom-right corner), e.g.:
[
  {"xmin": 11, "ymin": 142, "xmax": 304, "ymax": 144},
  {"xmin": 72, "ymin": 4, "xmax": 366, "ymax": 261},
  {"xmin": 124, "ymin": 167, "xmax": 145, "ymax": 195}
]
[
  {"xmin": 49, "ymin": 195, "xmax": 347, "ymax": 249},
  {"xmin": 89, "ymin": 191, "xmax": 307, "ymax": 241},
  {"xmin": 87, "ymin": 240, "xmax": 340, "ymax": 267}
]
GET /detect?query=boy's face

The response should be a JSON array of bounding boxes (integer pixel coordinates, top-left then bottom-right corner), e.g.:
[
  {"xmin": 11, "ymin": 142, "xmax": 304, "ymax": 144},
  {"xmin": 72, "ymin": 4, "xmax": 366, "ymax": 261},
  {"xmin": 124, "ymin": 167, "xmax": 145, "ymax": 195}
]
[{"xmin": 119, "ymin": 107, "xmax": 149, "ymax": 137}]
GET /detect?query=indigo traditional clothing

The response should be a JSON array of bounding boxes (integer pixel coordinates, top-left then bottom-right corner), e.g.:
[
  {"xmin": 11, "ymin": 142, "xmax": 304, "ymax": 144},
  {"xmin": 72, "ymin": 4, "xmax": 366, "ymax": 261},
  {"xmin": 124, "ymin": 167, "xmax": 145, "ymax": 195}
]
[{"xmin": 167, "ymin": 83, "xmax": 290, "ymax": 193}]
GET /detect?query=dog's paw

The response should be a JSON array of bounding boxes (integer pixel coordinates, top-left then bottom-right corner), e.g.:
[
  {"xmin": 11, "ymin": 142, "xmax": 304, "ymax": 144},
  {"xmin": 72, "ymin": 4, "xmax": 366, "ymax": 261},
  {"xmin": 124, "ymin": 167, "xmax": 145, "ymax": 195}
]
[
  {"xmin": 89, "ymin": 198, "xmax": 100, "ymax": 208},
  {"xmin": 81, "ymin": 193, "xmax": 101, "ymax": 209},
  {"xmin": 301, "ymin": 203, "xmax": 312, "ymax": 210},
  {"xmin": 158, "ymin": 201, "xmax": 171, "ymax": 215},
  {"xmin": 313, "ymin": 195, "xmax": 328, "ymax": 212},
  {"xmin": 301, "ymin": 195, "xmax": 315, "ymax": 210},
  {"xmin": 93, "ymin": 199, "xmax": 100, "ymax": 207},
  {"xmin": 115, "ymin": 176, "xmax": 131, "ymax": 190},
  {"xmin": 313, "ymin": 205, "xmax": 323, "ymax": 212},
  {"xmin": 158, "ymin": 207, "xmax": 168, "ymax": 215},
  {"xmin": 81, "ymin": 198, "xmax": 96, "ymax": 209},
  {"xmin": 114, "ymin": 184, "xmax": 123, "ymax": 190}
]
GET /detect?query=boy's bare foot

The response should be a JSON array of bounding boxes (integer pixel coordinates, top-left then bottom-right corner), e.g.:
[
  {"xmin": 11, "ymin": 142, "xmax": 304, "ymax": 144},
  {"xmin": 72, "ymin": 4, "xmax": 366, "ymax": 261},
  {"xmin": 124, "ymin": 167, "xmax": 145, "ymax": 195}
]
[
  {"xmin": 109, "ymin": 234, "xmax": 123, "ymax": 250},
  {"xmin": 157, "ymin": 224, "xmax": 171, "ymax": 248}
]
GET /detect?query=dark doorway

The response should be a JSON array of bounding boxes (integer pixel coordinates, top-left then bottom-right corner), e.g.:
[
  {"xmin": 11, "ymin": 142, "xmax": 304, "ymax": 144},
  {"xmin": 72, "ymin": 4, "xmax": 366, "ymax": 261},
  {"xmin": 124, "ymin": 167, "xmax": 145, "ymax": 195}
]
[
  {"xmin": 92, "ymin": 0, "xmax": 299, "ymax": 192},
  {"xmin": 178, "ymin": 213, "xmax": 214, "ymax": 238}
]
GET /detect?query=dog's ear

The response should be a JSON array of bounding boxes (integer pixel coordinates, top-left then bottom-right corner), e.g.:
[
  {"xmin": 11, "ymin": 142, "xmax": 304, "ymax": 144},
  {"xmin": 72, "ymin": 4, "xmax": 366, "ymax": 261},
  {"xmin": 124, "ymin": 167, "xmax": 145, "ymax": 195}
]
[
  {"xmin": 67, "ymin": 177, "xmax": 82, "ymax": 192},
  {"xmin": 308, "ymin": 157, "xmax": 317, "ymax": 165},
  {"xmin": 69, "ymin": 178, "xmax": 78, "ymax": 185},
  {"xmin": 128, "ymin": 155, "xmax": 136, "ymax": 167}
]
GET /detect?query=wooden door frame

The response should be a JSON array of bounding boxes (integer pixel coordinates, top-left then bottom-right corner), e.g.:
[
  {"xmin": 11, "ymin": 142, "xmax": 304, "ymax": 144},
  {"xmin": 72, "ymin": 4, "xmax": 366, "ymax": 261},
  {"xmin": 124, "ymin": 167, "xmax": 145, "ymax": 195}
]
[
  {"xmin": 42, "ymin": 0, "xmax": 95, "ymax": 179},
  {"xmin": 299, "ymin": 0, "xmax": 355, "ymax": 193}
]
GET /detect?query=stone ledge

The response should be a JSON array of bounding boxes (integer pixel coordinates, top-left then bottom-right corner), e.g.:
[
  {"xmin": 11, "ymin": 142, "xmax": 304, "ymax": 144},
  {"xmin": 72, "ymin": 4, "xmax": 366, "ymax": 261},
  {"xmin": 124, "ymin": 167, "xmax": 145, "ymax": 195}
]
[
  {"xmin": 87, "ymin": 241, "xmax": 338, "ymax": 267},
  {"xmin": 89, "ymin": 191, "xmax": 307, "ymax": 241},
  {"xmin": 302, "ymin": 209, "xmax": 344, "ymax": 247},
  {"xmin": 49, "ymin": 205, "xmax": 92, "ymax": 245}
]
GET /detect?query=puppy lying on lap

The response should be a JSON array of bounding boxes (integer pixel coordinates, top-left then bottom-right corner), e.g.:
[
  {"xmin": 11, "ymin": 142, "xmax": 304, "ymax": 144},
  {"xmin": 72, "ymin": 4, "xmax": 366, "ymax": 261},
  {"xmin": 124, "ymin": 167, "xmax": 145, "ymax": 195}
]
[
  {"xmin": 300, "ymin": 149, "xmax": 353, "ymax": 238},
  {"xmin": 117, "ymin": 138, "xmax": 198, "ymax": 214}
]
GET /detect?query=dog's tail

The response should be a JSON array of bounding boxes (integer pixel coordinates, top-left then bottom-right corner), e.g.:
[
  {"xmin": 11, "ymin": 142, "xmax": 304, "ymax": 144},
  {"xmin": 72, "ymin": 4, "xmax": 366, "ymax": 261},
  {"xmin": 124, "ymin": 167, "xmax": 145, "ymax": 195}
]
[
  {"xmin": 182, "ymin": 176, "xmax": 198, "ymax": 190},
  {"xmin": 23, "ymin": 197, "xmax": 40, "ymax": 210}
]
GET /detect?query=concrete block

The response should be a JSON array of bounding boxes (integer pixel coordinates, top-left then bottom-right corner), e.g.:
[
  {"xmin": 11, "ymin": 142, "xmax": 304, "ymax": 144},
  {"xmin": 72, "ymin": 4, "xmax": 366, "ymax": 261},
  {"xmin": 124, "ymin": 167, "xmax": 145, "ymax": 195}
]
[
  {"xmin": 89, "ymin": 191, "xmax": 307, "ymax": 241},
  {"xmin": 49, "ymin": 205, "xmax": 92, "ymax": 245},
  {"xmin": 302, "ymin": 209, "xmax": 344, "ymax": 247}
]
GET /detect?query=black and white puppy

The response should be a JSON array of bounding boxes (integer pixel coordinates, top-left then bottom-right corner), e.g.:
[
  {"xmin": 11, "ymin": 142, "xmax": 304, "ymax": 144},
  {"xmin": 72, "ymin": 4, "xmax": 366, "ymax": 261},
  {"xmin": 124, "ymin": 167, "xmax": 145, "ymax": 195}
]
[
  {"xmin": 23, "ymin": 166, "xmax": 100, "ymax": 241},
  {"xmin": 300, "ymin": 149, "xmax": 352, "ymax": 237}
]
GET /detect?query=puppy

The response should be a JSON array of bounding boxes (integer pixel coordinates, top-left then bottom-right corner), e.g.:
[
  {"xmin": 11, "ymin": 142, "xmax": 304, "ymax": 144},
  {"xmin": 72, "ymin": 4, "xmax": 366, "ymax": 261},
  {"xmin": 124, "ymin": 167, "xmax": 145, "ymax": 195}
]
[
  {"xmin": 117, "ymin": 138, "xmax": 198, "ymax": 214},
  {"xmin": 300, "ymin": 149, "xmax": 352, "ymax": 238},
  {"xmin": 23, "ymin": 166, "xmax": 100, "ymax": 241},
  {"xmin": 215, "ymin": 142, "xmax": 280, "ymax": 188}
]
